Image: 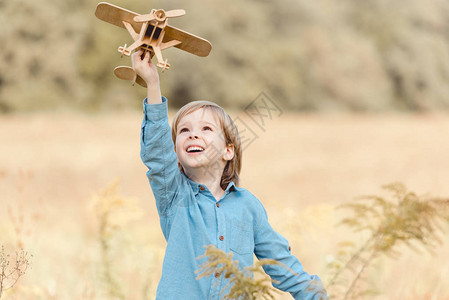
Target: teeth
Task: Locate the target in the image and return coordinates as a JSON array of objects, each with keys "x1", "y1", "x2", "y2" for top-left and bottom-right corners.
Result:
[{"x1": 187, "y1": 146, "x2": 204, "y2": 152}]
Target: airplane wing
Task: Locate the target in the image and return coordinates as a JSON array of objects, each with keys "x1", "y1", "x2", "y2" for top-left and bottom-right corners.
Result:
[
  {"x1": 95, "y1": 2, "x2": 212, "y2": 57},
  {"x1": 164, "y1": 25, "x2": 212, "y2": 57},
  {"x1": 95, "y1": 2, "x2": 141, "y2": 32}
]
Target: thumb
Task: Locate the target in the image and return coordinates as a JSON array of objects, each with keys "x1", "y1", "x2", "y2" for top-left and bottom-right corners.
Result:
[{"x1": 131, "y1": 50, "x2": 142, "y2": 68}]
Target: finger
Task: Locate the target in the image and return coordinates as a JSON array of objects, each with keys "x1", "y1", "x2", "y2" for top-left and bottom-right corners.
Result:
[
  {"x1": 132, "y1": 49, "x2": 140, "y2": 58},
  {"x1": 131, "y1": 53, "x2": 136, "y2": 68},
  {"x1": 136, "y1": 49, "x2": 143, "y2": 61},
  {"x1": 131, "y1": 50, "x2": 140, "y2": 65},
  {"x1": 144, "y1": 51, "x2": 150, "y2": 62}
]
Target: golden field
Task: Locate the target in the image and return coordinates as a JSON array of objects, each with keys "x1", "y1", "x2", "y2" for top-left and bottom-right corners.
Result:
[{"x1": 1, "y1": 110, "x2": 449, "y2": 299}]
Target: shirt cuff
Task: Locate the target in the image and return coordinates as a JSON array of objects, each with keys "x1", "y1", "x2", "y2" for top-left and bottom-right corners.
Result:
[{"x1": 143, "y1": 96, "x2": 168, "y2": 122}]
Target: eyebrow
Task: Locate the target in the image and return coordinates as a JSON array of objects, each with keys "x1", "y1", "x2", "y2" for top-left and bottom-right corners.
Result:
[
  {"x1": 178, "y1": 120, "x2": 217, "y2": 129},
  {"x1": 200, "y1": 121, "x2": 217, "y2": 128},
  {"x1": 177, "y1": 121, "x2": 191, "y2": 129}
]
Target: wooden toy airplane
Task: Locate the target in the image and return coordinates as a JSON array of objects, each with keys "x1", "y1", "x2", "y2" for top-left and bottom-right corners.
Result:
[{"x1": 95, "y1": 2, "x2": 212, "y2": 87}]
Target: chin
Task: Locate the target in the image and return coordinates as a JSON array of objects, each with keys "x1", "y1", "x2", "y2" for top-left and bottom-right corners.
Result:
[{"x1": 179, "y1": 160, "x2": 204, "y2": 170}]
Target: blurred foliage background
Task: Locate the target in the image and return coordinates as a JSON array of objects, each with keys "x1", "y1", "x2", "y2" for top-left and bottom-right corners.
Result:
[{"x1": 1, "y1": 0, "x2": 449, "y2": 113}]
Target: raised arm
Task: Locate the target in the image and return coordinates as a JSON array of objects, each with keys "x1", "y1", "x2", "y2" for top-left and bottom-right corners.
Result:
[
  {"x1": 254, "y1": 206, "x2": 328, "y2": 300},
  {"x1": 132, "y1": 50, "x2": 162, "y2": 104},
  {"x1": 133, "y1": 51, "x2": 183, "y2": 226}
]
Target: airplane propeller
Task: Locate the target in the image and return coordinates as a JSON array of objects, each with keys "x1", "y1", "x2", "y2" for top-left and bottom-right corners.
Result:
[
  {"x1": 164, "y1": 9, "x2": 186, "y2": 18},
  {"x1": 134, "y1": 9, "x2": 186, "y2": 23}
]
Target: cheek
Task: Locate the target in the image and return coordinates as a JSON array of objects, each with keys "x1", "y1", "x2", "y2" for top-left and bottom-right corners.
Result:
[
  {"x1": 212, "y1": 135, "x2": 226, "y2": 149},
  {"x1": 175, "y1": 135, "x2": 190, "y2": 154},
  {"x1": 175, "y1": 137, "x2": 182, "y2": 152}
]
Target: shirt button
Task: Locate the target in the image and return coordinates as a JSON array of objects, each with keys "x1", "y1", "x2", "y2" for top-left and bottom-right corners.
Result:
[
  {"x1": 215, "y1": 272, "x2": 220, "y2": 278},
  {"x1": 216, "y1": 202, "x2": 220, "y2": 208},
  {"x1": 219, "y1": 235, "x2": 224, "y2": 241},
  {"x1": 199, "y1": 186, "x2": 205, "y2": 191}
]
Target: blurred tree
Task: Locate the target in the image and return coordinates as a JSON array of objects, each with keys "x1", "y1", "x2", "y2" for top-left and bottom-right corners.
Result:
[
  {"x1": 345, "y1": 0, "x2": 449, "y2": 110},
  {"x1": 0, "y1": 0, "x2": 90, "y2": 112},
  {"x1": 2, "y1": 0, "x2": 449, "y2": 112}
]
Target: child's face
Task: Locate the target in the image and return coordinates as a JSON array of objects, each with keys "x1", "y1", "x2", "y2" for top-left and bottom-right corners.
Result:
[{"x1": 175, "y1": 108, "x2": 234, "y2": 176}]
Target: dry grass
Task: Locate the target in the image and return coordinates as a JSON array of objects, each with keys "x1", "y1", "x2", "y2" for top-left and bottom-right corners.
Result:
[
  {"x1": 196, "y1": 245, "x2": 284, "y2": 300},
  {"x1": 1, "y1": 110, "x2": 449, "y2": 299}
]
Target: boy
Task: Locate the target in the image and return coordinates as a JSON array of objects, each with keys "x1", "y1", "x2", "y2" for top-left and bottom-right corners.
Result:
[{"x1": 133, "y1": 50, "x2": 327, "y2": 299}]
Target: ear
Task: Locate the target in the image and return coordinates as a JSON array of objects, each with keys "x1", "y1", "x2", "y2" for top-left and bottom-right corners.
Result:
[{"x1": 222, "y1": 144, "x2": 235, "y2": 161}]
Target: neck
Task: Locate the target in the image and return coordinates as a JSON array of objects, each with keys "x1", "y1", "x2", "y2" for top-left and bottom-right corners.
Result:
[{"x1": 185, "y1": 167, "x2": 225, "y2": 201}]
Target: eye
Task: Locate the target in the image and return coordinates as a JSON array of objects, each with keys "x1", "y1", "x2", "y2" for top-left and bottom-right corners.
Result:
[
  {"x1": 203, "y1": 126, "x2": 213, "y2": 131},
  {"x1": 179, "y1": 128, "x2": 189, "y2": 133}
]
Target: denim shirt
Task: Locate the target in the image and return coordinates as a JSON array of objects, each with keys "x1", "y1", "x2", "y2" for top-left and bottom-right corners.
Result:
[{"x1": 140, "y1": 98, "x2": 327, "y2": 300}]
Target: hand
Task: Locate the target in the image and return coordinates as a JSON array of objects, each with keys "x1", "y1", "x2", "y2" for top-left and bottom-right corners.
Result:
[
  {"x1": 132, "y1": 49, "x2": 162, "y2": 104},
  {"x1": 131, "y1": 50, "x2": 159, "y2": 86}
]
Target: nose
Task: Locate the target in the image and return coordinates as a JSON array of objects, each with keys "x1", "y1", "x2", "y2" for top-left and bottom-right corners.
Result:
[{"x1": 188, "y1": 133, "x2": 199, "y2": 140}]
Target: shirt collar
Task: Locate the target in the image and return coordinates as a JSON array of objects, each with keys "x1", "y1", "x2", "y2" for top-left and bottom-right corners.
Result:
[
  {"x1": 183, "y1": 173, "x2": 240, "y2": 195},
  {"x1": 224, "y1": 181, "x2": 238, "y2": 193}
]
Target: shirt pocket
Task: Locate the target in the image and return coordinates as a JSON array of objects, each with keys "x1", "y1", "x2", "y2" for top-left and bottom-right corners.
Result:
[{"x1": 230, "y1": 220, "x2": 254, "y2": 255}]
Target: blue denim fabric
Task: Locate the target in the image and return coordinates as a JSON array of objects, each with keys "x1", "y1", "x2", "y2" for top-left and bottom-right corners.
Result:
[{"x1": 140, "y1": 97, "x2": 327, "y2": 300}]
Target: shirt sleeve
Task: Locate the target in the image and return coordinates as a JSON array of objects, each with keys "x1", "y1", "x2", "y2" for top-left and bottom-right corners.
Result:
[
  {"x1": 140, "y1": 97, "x2": 183, "y2": 218},
  {"x1": 254, "y1": 205, "x2": 328, "y2": 300}
]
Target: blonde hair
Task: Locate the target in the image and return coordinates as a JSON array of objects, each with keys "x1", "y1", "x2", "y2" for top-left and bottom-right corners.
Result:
[{"x1": 171, "y1": 101, "x2": 242, "y2": 190}]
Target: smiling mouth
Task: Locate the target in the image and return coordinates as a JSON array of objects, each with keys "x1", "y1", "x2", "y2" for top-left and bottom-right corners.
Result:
[{"x1": 186, "y1": 146, "x2": 205, "y2": 153}]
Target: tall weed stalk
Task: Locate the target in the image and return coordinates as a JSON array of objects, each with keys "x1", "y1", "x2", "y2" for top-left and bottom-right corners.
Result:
[
  {"x1": 93, "y1": 180, "x2": 143, "y2": 299},
  {"x1": 196, "y1": 245, "x2": 283, "y2": 300},
  {"x1": 326, "y1": 182, "x2": 449, "y2": 299},
  {"x1": 0, "y1": 246, "x2": 32, "y2": 299}
]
